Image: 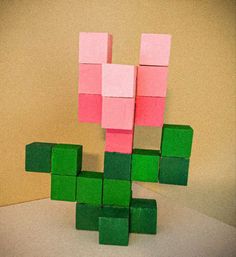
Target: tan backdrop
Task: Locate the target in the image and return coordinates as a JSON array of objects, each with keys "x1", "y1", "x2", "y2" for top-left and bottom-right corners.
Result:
[{"x1": 0, "y1": 0, "x2": 235, "y2": 226}]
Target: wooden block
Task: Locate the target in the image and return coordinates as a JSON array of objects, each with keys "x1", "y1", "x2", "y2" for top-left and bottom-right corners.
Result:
[
  {"x1": 51, "y1": 144, "x2": 82, "y2": 176},
  {"x1": 130, "y1": 198, "x2": 157, "y2": 234},
  {"x1": 102, "y1": 64, "x2": 137, "y2": 97},
  {"x1": 78, "y1": 94, "x2": 102, "y2": 124},
  {"x1": 79, "y1": 32, "x2": 112, "y2": 64},
  {"x1": 77, "y1": 171, "x2": 103, "y2": 205},
  {"x1": 25, "y1": 142, "x2": 55, "y2": 172},
  {"x1": 105, "y1": 129, "x2": 134, "y2": 154},
  {"x1": 78, "y1": 64, "x2": 102, "y2": 94},
  {"x1": 137, "y1": 66, "x2": 168, "y2": 97},
  {"x1": 76, "y1": 203, "x2": 102, "y2": 231},
  {"x1": 104, "y1": 152, "x2": 132, "y2": 180},
  {"x1": 139, "y1": 33, "x2": 171, "y2": 66},
  {"x1": 51, "y1": 174, "x2": 77, "y2": 201},
  {"x1": 161, "y1": 124, "x2": 194, "y2": 158},
  {"x1": 102, "y1": 97, "x2": 135, "y2": 130},
  {"x1": 103, "y1": 179, "x2": 131, "y2": 207},
  {"x1": 131, "y1": 149, "x2": 160, "y2": 182},
  {"x1": 135, "y1": 96, "x2": 165, "y2": 127},
  {"x1": 159, "y1": 156, "x2": 190, "y2": 186},
  {"x1": 99, "y1": 206, "x2": 129, "y2": 246}
]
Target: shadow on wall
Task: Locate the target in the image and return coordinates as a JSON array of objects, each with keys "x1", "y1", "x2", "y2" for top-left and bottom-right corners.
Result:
[{"x1": 82, "y1": 152, "x2": 101, "y2": 172}]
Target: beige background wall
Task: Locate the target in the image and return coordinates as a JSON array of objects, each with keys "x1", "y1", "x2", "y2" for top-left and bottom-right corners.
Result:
[{"x1": 0, "y1": 1, "x2": 235, "y2": 226}]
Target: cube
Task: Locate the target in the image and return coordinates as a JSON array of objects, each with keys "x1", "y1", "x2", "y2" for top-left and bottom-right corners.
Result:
[
  {"x1": 78, "y1": 64, "x2": 102, "y2": 94},
  {"x1": 51, "y1": 144, "x2": 82, "y2": 176},
  {"x1": 104, "y1": 152, "x2": 132, "y2": 181},
  {"x1": 76, "y1": 203, "x2": 102, "y2": 231},
  {"x1": 159, "y1": 156, "x2": 190, "y2": 186},
  {"x1": 51, "y1": 174, "x2": 77, "y2": 201},
  {"x1": 103, "y1": 179, "x2": 131, "y2": 207},
  {"x1": 130, "y1": 198, "x2": 157, "y2": 234},
  {"x1": 139, "y1": 33, "x2": 171, "y2": 66},
  {"x1": 79, "y1": 32, "x2": 112, "y2": 64},
  {"x1": 131, "y1": 149, "x2": 160, "y2": 182},
  {"x1": 135, "y1": 96, "x2": 165, "y2": 127},
  {"x1": 102, "y1": 97, "x2": 135, "y2": 130},
  {"x1": 25, "y1": 142, "x2": 55, "y2": 172},
  {"x1": 137, "y1": 66, "x2": 168, "y2": 97},
  {"x1": 77, "y1": 171, "x2": 103, "y2": 205},
  {"x1": 78, "y1": 94, "x2": 102, "y2": 124},
  {"x1": 102, "y1": 64, "x2": 137, "y2": 98},
  {"x1": 161, "y1": 124, "x2": 194, "y2": 158},
  {"x1": 105, "y1": 129, "x2": 134, "y2": 154},
  {"x1": 99, "y1": 206, "x2": 129, "y2": 246}
]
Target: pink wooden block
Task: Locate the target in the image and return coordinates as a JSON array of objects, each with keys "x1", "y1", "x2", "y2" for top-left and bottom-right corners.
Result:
[
  {"x1": 79, "y1": 32, "x2": 112, "y2": 64},
  {"x1": 78, "y1": 64, "x2": 102, "y2": 94},
  {"x1": 137, "y1": 66, "x2": 168, "y2": 97},
  {"x1": 135, "y1": 96, "x2": 166, "y2": 127},
  {"x1": 105, "y1": 129, "x2": 134, "y2": 154},
  {"x1": 102, "y1": 97, "x2": 135, "y2": 130},
  {"x1": 78, "y1": 94, "x2": 102, "y2": 124},
  {"x1": 102, "y1": 64, "x2": 137, "y2": 98},
  {"x1": 139, "y1": 34, "x2": 171, "y2": 66}
]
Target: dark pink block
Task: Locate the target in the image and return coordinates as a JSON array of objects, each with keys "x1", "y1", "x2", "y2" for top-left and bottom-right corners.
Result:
[{"x1": 135, "y1": 96, "x2": 166, "y2": 127}]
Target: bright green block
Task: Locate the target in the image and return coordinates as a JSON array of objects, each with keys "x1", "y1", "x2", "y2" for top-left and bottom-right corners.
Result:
[
  {"x1": 130, "y1": 198, "x2": 157, "y2": 234},
  {"x1": 51, "y1": 174, "x2": 77, "y2": 201},
  {"x1": 103, "y1": 179, "x2": 131, "y2": 207},
  {"x1": 159, "y1": 157, "x2": 190, "y2": 186},
  {"x1": 99, "y1": 206, "x2": 129, "y2": 246},
  {"x1": 131, "y1": 149, "x2": 160, "y2": 182},
  {"x1": 161, "y1": 124, "x2": 193, "y2": 158},
  {"x1": 51, "y1": 144, "x2": 82, "y2": 176},
  {"x1": 77, "y1": 171, "x2": 103, "y2": 205}
]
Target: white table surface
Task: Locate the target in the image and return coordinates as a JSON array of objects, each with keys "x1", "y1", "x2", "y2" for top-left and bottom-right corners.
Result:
[{"x1": 0, "y1": 184, "x2": 236, "y2": 257}]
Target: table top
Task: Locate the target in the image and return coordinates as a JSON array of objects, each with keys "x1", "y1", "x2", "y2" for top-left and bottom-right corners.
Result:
[{"x1": 0, "y1": 184, "x2": 235, "y2": 257}]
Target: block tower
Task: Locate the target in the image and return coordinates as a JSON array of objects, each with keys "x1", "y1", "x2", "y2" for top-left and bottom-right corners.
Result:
[{"x1": 25, "y1": 32, "x2": 194, "y2": 246}]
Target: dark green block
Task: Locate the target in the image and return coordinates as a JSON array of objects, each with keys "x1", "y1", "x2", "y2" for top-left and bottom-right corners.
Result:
[
  {"x1": 51, "y1": 144, "x2": 82, "y2": 176},
  {"x1": 25, "y1": 142, "x2": 55, "y2": 172},
  {"x1": 99, "y1": 206, "x2": 129, "y2": 246},
  {"x1": 159, "y1": 157, "x2": 190, "y2": 186},
  {"x1": 51, "y1": 174, "x2": 77, "y2": 201},
  {"x1": 104, "y1": 152, "x2": 132, "y2": 181},
  {"x1": 103, "y1": 179, "x2": 131, "y2": 207},
  {"x1": 76, "y1": 203, "x2": 102, "y2": 231},
  {"x1": 130, "y1": 198, "x2": 157, "y2": 234},
  {"x1": 131, "y1": 149, "x2": 160, "y2": 182},
  {"x1": 161, "y1": 124, "x2": 193, "y2": 158},
  {"x1": 77, "y1": 171, "x2": 103, "y2": 205}
]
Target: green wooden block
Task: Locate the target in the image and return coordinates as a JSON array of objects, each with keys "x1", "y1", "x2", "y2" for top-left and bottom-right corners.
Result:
[
  {"x1": 131, "y1": 149, "x2": 160, "y2": 182},
  {"x1": 77, "y1": 171, "x2": 103, "y2": 205},
  {"x1": 76, "y1": 203, "x2": 102, "y2": 231},
  {"x1": 103, "y1": 179, "x2": 131, "y2": 207},
  {"x1": 161, "y1": 124, "x2": 193, "y2": 158},
  {"x1": 130, "y1": 198, "x2": 157, "y2": 234},
  {"x1": 99, "y1": 206, "x2": 129, "y2": 246},
  {"x1": 51, "y1": 174, "x2": 77, "y2": 201},
  {"x1": 51, "y1": 144, "x2": 82, "y2": 176},
  {"x1": 104, "y1": 152, "x2": 132, "y2": 180},
  {"x1": 25, "y1": 142, "x2": 55, "y2": 172},
  {"x1": 159, "y1": 157, "x2": 190, "y2": 186}
]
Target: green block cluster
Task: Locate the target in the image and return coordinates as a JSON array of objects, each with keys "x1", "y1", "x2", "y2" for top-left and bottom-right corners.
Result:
[{"x1": 131, "y1": 149, "x2": 160, "y2": 182}]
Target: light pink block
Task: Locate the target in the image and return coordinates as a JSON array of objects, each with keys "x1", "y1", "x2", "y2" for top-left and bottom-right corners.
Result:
[
  {"x1": 102, "y1": 97, "x2": 135, "y2": 130},
  {"x1": 78, "y1": 94, "x2": 102, "y2": 124},
  {"x1": 79, "y1": 32, "x2": 112, "y2": 64},
  {"x1": 105, "y1": 129, "x2": 134, "y2": 154},
  {"x1": 135, "y1": 96, "x2": 166, "y2": 127},
  {"x1": 78, "y1": 64, "x2": 102, "y2": 94},
  {"x1": 102, "y1": 64, "x2": 137, "y2": 98},
  {"x1": 137, "y1": 66, "x2": 168, "y2": 97},
  {"x1": 139, "y1": 34, "x2": 171, "y2": 66}
]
